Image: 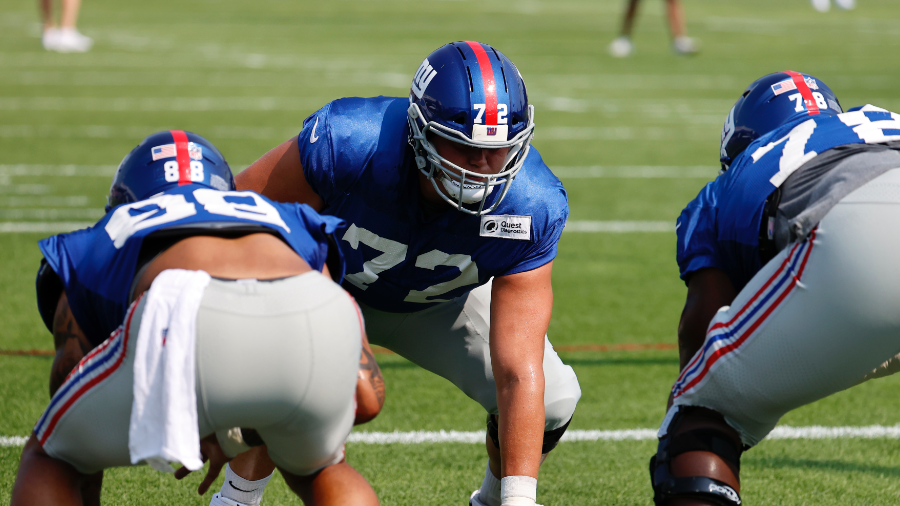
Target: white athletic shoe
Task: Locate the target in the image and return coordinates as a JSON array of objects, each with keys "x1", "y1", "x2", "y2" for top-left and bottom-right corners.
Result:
[
  {"x1": 672, "y1": 36, "x2": 699, "y2": 56},
  {"x1": 811, "y1": 0, "x2": 831, "y2": 12},
  {"x1": 835, "y1": 0, "x2": 855, "y2": 9},
  {"x1": 53, "y1": 28, "x2": 93, "y2": 53},
  {"x1": 41, "y1": 28, "x2": 60, "y2": 51},
  {"x1": 469, "y1": 490, "x2": 543, "y2": 506},
  {"x1": 608, "y1": 36, "x2": 634, "y2": 58},
  {"x1": 209, "y1": 493, "x2": 250, "y2": 506}
]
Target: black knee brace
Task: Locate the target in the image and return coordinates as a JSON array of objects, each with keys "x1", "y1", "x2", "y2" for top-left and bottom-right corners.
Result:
[
  {"x1": 649, "y1": 407, "x2": 743, "y2": 506},
  {"x1": 486, "y1": 415, "x2": 572, "y2": 454}
]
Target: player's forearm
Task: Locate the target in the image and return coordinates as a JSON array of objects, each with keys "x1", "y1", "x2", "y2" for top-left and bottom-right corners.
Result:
[
  {"x1": 495, "y1": 371, "x2": 545, "y2": 478},
  {"x1": 678, "y1": 268, "x2": 737, "y2": 370}
]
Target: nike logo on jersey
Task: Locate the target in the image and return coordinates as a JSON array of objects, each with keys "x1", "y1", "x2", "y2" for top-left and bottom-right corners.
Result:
[{"x1": 310, "y1": 117, "x2": 320, "y2": 143}]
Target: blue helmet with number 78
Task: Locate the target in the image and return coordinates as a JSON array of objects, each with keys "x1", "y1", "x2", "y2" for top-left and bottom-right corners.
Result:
[
  {"x1": 719, "y1": 71, "x2": 842, "y2": 171},
  {"x1": 407, "y1": 41, "x2": 535, "y2": 215},
  {"x1": 107, "y1": 130, "x2": 235, "y2": 212}
]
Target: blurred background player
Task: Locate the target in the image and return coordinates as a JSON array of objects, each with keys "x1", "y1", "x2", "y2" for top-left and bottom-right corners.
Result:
[
  {"x1": 648, "y1": 72, "x2": 900, "y2": 505},
  {"x1": 231, "y1": 41, "x2": 582, "y2": 506},
  {"x1": 810, "y1": 0, "x2": 856, "y2": 13},
  {"x1": 39, "y1": 0, "x2": 92, "y2": 52},
  {"x1": 608, "y1": 0, "x2": 697, "y2": 58},
  {"x1": 19, "y1": 131, "x2": 383, "y2": 506}
]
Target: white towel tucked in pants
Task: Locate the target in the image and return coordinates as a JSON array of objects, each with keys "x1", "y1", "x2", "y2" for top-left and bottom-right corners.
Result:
[{"x1": 129, "y1": 269, "x2": 211, "y2": 472}]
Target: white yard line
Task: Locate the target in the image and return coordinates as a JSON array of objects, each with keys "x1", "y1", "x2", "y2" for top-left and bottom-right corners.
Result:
[
  {"x1": 0, "y1": 209, "x2": 103, "y2": 220},
  {"x1": 564, "y1": 221, "x2": 674, "y2": 233},
  {"x1": 1, "y1": 164, "x2": 712, "y2": 179},
  {"x1": 0, "y1": 125, "x2": 299, "y2": 140},
  {"x1": 0, "y1": 221, "x2": 95, "y2": 233},
  {"x1": 0, "y1": 221, "x2": 674, "y2": 234},
  {"x1": 554, "y1": 166, "x2": 714, "y2": 178},
  {"x1": 0, "y1": 165, "x2": 117, "y2": 177},
  {"x1": 3, "y1": 426, "x2": 900, "y2": 447}
]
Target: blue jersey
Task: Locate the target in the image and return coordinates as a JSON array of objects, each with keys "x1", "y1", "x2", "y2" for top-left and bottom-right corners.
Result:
[
  {"x1": 39, "y1": 184, "x2": 345, "y2": 346},
  {"x1": 297, "y1": 96, "x2": 568, "y2": 313},
  {"x1": 677, "y1": 105, "x2": 900, "y2": 290}
]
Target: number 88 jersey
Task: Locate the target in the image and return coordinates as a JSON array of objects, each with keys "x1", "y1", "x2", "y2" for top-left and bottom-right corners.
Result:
[
  {"x1": 38, "y1": 184, "x2": 346, "y2": 346},
  {"x1": 677, "y1": 105, "x2": 900, "y2": 291}
]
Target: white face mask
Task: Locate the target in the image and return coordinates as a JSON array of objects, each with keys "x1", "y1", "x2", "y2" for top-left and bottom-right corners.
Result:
[{"x1": 440, "y1": 175, "x2": 495, "y2": 204}]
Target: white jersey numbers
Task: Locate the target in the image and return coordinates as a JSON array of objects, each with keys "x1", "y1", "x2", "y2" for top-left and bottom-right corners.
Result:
[
  {"x1": 105, "y1": 190, "x2": 290, "y2": 249},
  {"x1": 193, "y1": 189, "x2": 290, "y2": 232},
  {"x1": 105, "y1": 194, "x2": 197, "y2": 248},
  {"x1": 839, "y1": 108, "x2": 900, "y2": 145},
  {"x1": 341, "y1": 225, "x2": 480, "y2": 303},
  {"x1": 341, "y1": 224, "x2": 408, "y2": 290},
  {"x1": 404, "y1": 250, "x2": 480, "y2": 303},
  {"x1": 751, "y1": 119, "x2": 818, "y2": 187}
]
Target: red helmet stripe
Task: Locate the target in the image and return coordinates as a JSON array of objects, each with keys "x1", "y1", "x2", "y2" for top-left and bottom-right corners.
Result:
[
  {"x1": 465, "y1": 41, "x2": 498, "y2": 125},
  {"x1": 782, "y1": 70, "x2": 819, "y2": 116},
  {"x1": 170, "y1": 130, "x2": 192, "y2": 185}
]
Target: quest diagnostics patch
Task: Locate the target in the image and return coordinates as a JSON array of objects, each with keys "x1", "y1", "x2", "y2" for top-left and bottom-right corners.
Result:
[{"x1": 480, "y1": 215, "x2": 531, "y2": 241}]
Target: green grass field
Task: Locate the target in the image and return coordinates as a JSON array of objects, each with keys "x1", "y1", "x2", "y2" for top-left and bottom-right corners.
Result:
[{"x1": 2, "y1": 0, "x2": 900, "y2": 503}]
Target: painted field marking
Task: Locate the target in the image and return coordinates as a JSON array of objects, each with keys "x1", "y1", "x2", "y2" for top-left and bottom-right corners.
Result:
[
  {"x1": 564, "y1": 221, "x2": 674, "y2": 233},
  {"x1": 0, "y1": 221, "x2": 676, "y2": 234},
  {"x1": 554, "y1": 166, "x2": 714, "y2": 179},
  {"x1": 0, "y1": 343, "x2": 678, "y2": 358},
  {"x1": 0, "y1": 209, "x2": 103, "y2": 220},
  {"x1": 0, "y1": 196, "x2": 91, "y2": 207},
  {"x1": 3, "y1": 426, "x2": 900, "y2": 447},
  {"x1": 0, "y1": 125, "x2": 299, "y2": 140},
  {"x1": 0, "y1": 165, "x2": 116, "y2": 176},
  {"x1": 0, "y1": 125, "x2": 712, "y2": 141},
  {"x1": 2, "y1": 165, "x2": 713, "y2": 179},
  {"x1": 0, "y1": 165, "x2": 250, "y2": 176},
  {"x1": 0, "y1": 222, "x2": 94, "y2": 233}
]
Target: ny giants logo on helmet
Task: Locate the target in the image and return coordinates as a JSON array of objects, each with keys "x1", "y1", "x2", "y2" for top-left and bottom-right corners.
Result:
[{"x1": 411, "y1": 58, "x2": 438, "y2": 99}]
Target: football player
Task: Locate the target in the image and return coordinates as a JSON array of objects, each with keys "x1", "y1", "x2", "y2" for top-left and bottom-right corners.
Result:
[
  {"x1": 13, "y1": 131, "x2": 383, "y2": 506},
  {"x1": 649, "y1": 71, "x2": 900, "y2": 505},
  {"x1": 228, "y1": 41, "x2": 582, "y2": 506}
]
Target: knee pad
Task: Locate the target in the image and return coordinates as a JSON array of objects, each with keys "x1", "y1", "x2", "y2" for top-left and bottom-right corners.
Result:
[
  {"x1": 486, "y1": 415, "x2": 572, "y2": 454},
  {"x1": 649, "y1": 407, "x2": 743, "y2": 506}
]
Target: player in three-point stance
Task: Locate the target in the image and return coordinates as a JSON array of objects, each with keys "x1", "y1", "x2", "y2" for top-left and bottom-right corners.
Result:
[
  {"x1": 228, "y1": 41, "x2": 582, "y2": 506},
  {"x1": 648, "y1": 71, "x2": 900, "y2": 505},
  {"x1": 12, "y1": 131, "x2": 384, "y2": 506}
]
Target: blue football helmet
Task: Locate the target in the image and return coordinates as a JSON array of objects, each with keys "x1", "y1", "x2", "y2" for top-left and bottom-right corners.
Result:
[
  {"x1": 407, "y1": 41, "x2": 535, "y2": 215},
  {"x1": 720, "y1": 71, "x2": 842, "y2": 171},
  {"x1": 107, "y1": 130, "x2": 235, "y2": 211}
]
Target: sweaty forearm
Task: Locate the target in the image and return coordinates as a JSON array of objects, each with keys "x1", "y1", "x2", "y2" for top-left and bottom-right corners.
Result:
[{"x1": 496, "y1": 375, "x2": 545, "y2": 479}]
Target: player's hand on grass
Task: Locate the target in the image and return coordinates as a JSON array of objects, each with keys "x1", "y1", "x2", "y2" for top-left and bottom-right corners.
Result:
[{"x1": 175, "y1": 434, "x2": 233, "y2": 495}]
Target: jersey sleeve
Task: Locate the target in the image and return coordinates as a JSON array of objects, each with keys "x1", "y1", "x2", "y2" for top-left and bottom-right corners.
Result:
[
  {"x1": 298, "y1": 103, "x2": 339, "y2": 202},
  {"x1": 298, "y1": 98, "x2": 384, "y2": 206},
  {"x1": 290, "y1": 203, "x2": 348, "y2": 283},
  {"x1": 676, "y1": 182, "x2": 724, "y2": 283},
  {"x1": 501, "y1": 184, "x2": 568, "y2": 277}
]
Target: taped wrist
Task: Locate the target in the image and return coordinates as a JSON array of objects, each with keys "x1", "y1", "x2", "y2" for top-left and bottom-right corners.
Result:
[{"x1": 501, "y1": 476, "x2": 537, "y2": 506}]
